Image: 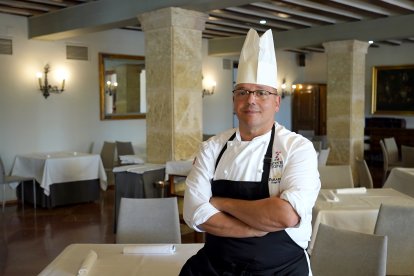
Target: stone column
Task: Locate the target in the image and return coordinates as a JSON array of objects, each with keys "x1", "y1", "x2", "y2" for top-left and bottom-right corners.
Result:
[
  {"x1": 322, "y1": 40, "x2": 369, "y2": 171},
  {"x1": 138, "y1": 8, "x2": 207, "y2": 163}
]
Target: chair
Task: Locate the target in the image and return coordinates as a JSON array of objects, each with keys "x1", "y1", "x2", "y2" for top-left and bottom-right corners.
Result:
[
  {"x1": 401, "y1": 145, "x2": 414, "y2": 167},
  {"x1": 116, "y1": 197, "x2": 181, "y2": 244},
  {"x1": 318, "y1": 165, "x2": 354, "y2": 189},
  {"x1": 298, "y1": 129, "x2": 315, "y2": 140},
  {"x1": 355, "y1": 157, "x2": 373, "y2": 189},
  {"x1": 312, "y1": 140, "x2": 322, "y2": 152},
  {"x1": 116, "y1": 141, "x2": 134, "y2": 164},
  {"x1": 1, "y1": 157, "x2": 36, "y2": 212},
  {"x1": 318, "y1": 147, "x2": 330, "y2": 166},
  {"x1": 100, "y1": 142, "x2": 116, "y2": 186},
  {"x1": 374, "y1": 204, "x2": 414, "y2": 275},
  {"x1": 88, "y1": 142, "x2": 94, "y2": 153},
  {"x1": 383, "y1": 137, "x2": 402, "y2": 165},
  {"x1": 311, "y1": 223, "x2": 387, "y2": 276},
  {"x1": 379, "y1": 139, "x2": 402, "y2": 184}
]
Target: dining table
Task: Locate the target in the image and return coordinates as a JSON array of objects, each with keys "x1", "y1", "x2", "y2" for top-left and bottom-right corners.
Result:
[
  {"x1": 383, "y1": 167, "x2": 414, "y2": 197},
  {"x1": 38, "y1": 243, "x2": 203, "y2": 276},
  {"x1": 11, "y1": 151, "x2": 107, "y2": 208},
  {"x1": 309, "y1": 187, "x2": 414, "y2": 253}
]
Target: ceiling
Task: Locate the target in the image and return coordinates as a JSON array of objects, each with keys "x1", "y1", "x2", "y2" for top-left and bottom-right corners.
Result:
[{"x1": 1, "y1": 0, "x2": 414, "y2": 53}]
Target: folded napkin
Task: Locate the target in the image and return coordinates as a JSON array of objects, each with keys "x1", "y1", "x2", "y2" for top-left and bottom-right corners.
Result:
[
  {"x1": 77, "y1": 250, "x2": 97, "y2": 276},
  {"x1": 123, "y1": 244, "x2": 176, "y2": 255},
  {"x1": 323, "y1": 190, "x2": 340, "y2": 202},
  {"x1": 336, "y1": 187, "x2": 367, "y2": 194},
  {"x1": 119, "y1": 155, "x2": 145, "y2": 164}
]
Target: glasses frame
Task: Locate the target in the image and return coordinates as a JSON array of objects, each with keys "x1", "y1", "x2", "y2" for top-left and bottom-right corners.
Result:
[{"x1": 232, "y1": 89, "x2": 278, "y2": 99}]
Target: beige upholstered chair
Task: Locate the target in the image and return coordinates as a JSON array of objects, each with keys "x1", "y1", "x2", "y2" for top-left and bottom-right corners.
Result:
[
  {"x1": 100, "y1": 141, "x2": 116, "y2": 186},
  {"x1": 311, "y1": 223, "x2": 388, "y2": 276},
  {"x1": 355, "y1": 157, "x2": 373, "y2": 189},
  {"x1": 318, "y1": 165, "x2": 354, "y2": 189},
  {"x1": 116, "y1": 197, "x2": 181, "y2": 244},
  {"x1": 298, "y1": 129, "x2": 315, "y2": 140},
  {"x1": 380, "y1": 139, "x2": 402, "y2": 184},
  {"x1": 0, "y1": 156, "x2": 36, "y2": 211},
  {"x1": 318, "y1": 147, "x2": 330, "y2": 166},
  {"x1": 312, "y1": 140, "x2": 322, "y2": 152},
  {"x1": 374, "y1": 204, "x2": 414, "y2": 275},
  {"x1": 116, "y1": 141, "x2": 134, "y2": 164},
  {"x1": 383, "y1": 137, "x2": 402, "y2": 166},
  {"x1": 401, "y1": 145, "x2": 414, "y2": 167}
]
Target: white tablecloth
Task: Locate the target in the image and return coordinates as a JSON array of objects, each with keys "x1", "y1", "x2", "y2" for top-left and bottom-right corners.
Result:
[
  {"x1": 309, "y1": 188, "x2": 414, "y2": 253},
  {"x1": 383, "y1": 167, "x2": 414, "y2": 197},
  {"x1": 38, "y1": 243, "x2": 203, "y2": 276},
  {"x1": 11, "y1": 152, "x2": 107, "y2": 196},
  {"x1": 165, "y1": 160, "x2": 193, "y2": 177},
  {"x1": 113, "y1": 163, "x2": 166, "y2": 174}
]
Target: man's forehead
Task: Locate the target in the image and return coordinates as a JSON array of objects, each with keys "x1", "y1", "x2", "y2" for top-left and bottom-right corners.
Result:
[{"x1": 235, "y1": 83, "x2": 277, "y2": 91}]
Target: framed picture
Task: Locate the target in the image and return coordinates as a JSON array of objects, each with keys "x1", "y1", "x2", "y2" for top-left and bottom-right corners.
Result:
[{"x1": 372, "y1": 65, "x2": 414, "y2": 115}]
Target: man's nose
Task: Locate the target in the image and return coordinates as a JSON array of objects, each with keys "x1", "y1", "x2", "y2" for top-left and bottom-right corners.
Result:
[{"x1": 246, "y1": 91, "x2": 257, "y2": 102}]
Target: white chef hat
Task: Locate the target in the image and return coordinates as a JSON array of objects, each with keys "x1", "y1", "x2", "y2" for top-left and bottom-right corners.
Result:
[{"x1": 236, "y1": 29, "x2": 278, "y2": 89}]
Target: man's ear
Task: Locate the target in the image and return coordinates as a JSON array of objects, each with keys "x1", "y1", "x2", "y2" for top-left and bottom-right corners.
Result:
[{"x1": 274, "y1": 96, "x2": 281, "y2": 112}]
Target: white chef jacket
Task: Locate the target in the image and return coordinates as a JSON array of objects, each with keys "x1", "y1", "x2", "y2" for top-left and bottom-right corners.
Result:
[{"x1": 183, "y1": 122, "x2": 321, "y2": 249}]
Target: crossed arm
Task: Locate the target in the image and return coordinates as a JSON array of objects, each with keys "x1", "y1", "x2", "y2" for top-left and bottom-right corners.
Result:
[{"x1": 199, "y1": 196, "x2": 300, "y2": 238}]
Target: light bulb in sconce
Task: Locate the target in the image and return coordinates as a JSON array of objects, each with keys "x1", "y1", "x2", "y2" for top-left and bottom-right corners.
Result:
[
  {"x1": 202, "y1": 76, "x2": 216, "y2": 97},
  {"x1": 280, "y1": 78, "x2": 292, "y2": 98},
  {"x1": 105, "y1": 81, "x2": 118, "y2": 96},
  {"x1": 36, "y1": 64, "x2": 67, "y2": 99}
]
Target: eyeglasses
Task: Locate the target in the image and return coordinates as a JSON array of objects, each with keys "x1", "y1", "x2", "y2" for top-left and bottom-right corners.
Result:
[{"x1": 232, "y1": 89, "x2": 278, "y2": 100}]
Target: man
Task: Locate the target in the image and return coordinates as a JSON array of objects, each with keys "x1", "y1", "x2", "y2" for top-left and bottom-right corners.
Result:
[{"x1": 180, "y1": 29, "x2": 320, "y2": 275}]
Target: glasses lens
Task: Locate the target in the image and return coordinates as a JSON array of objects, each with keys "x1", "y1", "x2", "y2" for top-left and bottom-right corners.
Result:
[
  {"x1": 233, "y1": 90, "x2": 246, "y2": 97},
  {"x1": 255, "y1": 90, "x2": 270, "y2": 97}
]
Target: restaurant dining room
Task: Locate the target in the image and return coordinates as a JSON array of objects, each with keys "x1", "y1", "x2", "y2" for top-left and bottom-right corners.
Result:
[{"x1": 1, "y1": 0, "x2": 414, "y2": 275}]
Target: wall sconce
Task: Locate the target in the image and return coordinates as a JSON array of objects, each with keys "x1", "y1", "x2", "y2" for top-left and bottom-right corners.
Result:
[
  {"x1": 202, "y1": 76, "x2": 216, "y2": 97},
  {"x1": 280, "y1": 78, "x2": 292, "y2": 98},
  {"x1": 106, "y1": 81, "x2": 118, "y2": 96},
  {"x1": 36, "y1": 64, "x2": 66, "y2": 99}
]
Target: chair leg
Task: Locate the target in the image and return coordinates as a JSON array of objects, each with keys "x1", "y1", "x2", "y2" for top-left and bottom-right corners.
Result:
[
  {"x1": 21, "y1": 181, "x2": 24, "y2": 210},
  {"x1": 33, "y1": 179, "x2": 36, "y2": 209},
  {"x1": 2, "y1": 184, "x2": 5, "y2": 212}
]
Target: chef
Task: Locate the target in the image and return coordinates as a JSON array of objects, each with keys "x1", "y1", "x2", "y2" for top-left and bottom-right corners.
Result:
[{"x1": 180, "y1": 28, "x2": 320, "y2": 276}]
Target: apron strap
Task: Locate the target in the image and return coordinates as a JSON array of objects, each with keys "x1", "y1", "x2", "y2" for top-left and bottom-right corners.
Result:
[
  {"x1": 214, "y1": 132, "x2": 236, "y2": 170},
  {"x1": 261, "y1": 124, "x2": 275, "y2": 183}
]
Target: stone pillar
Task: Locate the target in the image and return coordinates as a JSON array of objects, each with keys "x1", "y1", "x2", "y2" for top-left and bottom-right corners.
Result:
[
  {"x1": 138, "y1": 8, "x2": 207, "y2": 163},
  {"x1": 322, "y1": 40, "x2": 369, "y2": 172}
]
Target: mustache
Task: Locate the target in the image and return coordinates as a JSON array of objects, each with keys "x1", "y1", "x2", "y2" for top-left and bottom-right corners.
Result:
[{"x1": 241, "y1": 105, "x2": 259, "y2": 112}]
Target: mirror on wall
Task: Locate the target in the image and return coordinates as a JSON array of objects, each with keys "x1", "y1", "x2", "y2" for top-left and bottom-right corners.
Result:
[{"x1": 99, "y1": 53, "x2": 146, "y2": 120}]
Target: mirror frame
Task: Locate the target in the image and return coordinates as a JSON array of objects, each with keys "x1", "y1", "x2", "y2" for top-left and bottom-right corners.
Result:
[{"x1": 99, "y1": 53, "x2": 146, "y2": 120}]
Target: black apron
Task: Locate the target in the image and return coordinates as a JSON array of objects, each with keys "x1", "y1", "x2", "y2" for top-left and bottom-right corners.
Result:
[{"x1": 180, "y1": 125, "x2": 309, "y2": 276}]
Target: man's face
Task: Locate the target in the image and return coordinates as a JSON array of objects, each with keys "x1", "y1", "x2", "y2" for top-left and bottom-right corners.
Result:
[{"x1": 233, "y1": 83, "x2": 281, "y2": 133}]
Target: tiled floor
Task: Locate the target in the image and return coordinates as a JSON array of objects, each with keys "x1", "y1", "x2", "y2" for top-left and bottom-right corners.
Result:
[{"x1": 0, "y1": 187, "x2": 199, "y2": 276}]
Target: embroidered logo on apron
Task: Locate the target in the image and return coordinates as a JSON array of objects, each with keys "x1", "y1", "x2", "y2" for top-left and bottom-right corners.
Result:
[{"x1": 269, "y1": 150, "x2": 283, "y2": 185}]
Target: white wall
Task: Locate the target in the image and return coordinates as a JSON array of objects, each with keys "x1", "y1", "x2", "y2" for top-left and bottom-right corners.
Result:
[{"x1": 201, "y1": 41, "x2": 234, "y2": 135}]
